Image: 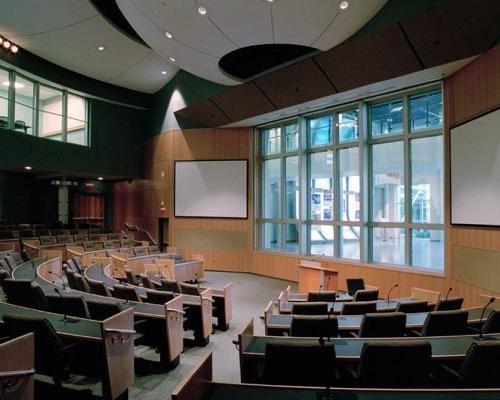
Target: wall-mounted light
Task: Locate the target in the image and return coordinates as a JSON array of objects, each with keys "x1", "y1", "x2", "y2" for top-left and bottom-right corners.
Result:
[{"x1": 0, "y1": 36, "x2": 20, "y2": 54}]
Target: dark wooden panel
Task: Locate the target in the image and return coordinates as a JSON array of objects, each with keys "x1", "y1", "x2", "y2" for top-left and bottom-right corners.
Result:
[
  {"x1": 254, "y1": 59, "x2": 336, "y2": 109},
  {"x1": 401, "y1": 0, "x2": 500, "y2": 68},
  {"x1": 210, "y1": 82, "x2": 276, "y2": 122},
  {"x1": 315, "y1": 25, "x2": 422, "y2": 92},
  {"x1": 175, "y1": 99, "x2": 231, "y2": 128}
]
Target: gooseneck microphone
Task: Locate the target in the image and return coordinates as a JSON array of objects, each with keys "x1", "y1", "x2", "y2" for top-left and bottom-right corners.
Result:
[
  {"x1": 54, "y1": 287, "x2": 68, "y2": 323},
  {"x1": 445, "y1": 287, "x2": 452, "y2": 301},
  {"x1": 478, "y1": 297, "x2": 495, "y2": 341},
  {"x1": 319, "y1": 283, "x2": 323, "y2": 292},
  {"x1": 49, "y1": 271, "x2": 66, "y2": 291},
  {"x1": 387, "y1": 284, "x2": 399, "y2": 303},
  {"x1": 195, "y1": 272, "x2": 200, "y2": 288}
]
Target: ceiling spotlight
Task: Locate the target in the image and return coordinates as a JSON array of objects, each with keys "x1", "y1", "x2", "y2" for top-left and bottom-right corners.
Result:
[
  {"x1": 24, "y1": 166, "x2": 32, "y2": 171},
  {"x1": 96, "y1": 45, "x2": 106, "y2": 51},
  {"x1": 161, "y1": 70, "x2": 167, "y2": 75},
  {"x1": 339, "y1": 1, "x2": 349, "y2": 10},
  {"x1": 164, "y1": 31, "x2": 173, "y2": 39},
  {"x1": 197, "y1": 5, "x2": 207, "y2": 15},
  {"x1": 0, "y1": 38, "x2": 3, "y2": 45},
  {"x1": 3, "y1": 41, "x2": 11, "y2": 49},
  {"x1": 11, "y1": 45, "x2": 18, "y2": 53},
  {"x1": 97, "y1": 177, "x2": 103, "y2": 181},
  {"x1": 169, "y1": 56, "x2": 176, "y2": 62}
]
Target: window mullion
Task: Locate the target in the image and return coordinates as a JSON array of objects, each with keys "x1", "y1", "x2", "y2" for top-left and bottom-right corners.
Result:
[{"x1": 403, "y1": 94, "x2": 411, "y2": 267}]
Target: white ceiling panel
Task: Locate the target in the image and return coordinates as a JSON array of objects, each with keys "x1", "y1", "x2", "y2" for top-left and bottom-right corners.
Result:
[
  {"x1": 118, "y1": 0, "x2": 388, "y2": 85},
  {"x1": 0, "y1": 0, "x2": 176, "y2": 93}
]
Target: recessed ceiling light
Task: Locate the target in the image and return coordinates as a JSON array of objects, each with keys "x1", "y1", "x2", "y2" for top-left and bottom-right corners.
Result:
[
  {"x1": 197, "y1": 5, "x2": 207, "y2": 15},
  {"x1": 24, "y1": 166, "x2": 32, "y2": 171},
  {"x1": 266, "y1": 0, "x2": 274, "y2": 2},
  {"x1": 11, "y1": 45, "x2": 18, "y2": 53},
  {"x1": 161, "y1": 70, "x2": 168, "y2": 75},
  {"x1": 164, "y1": 31, "x2": 173, "y2": 39},
  {"x1": 1, "y1": 81, "x2": 24, "y2": 88},
  {"x1": 169, "y1": 56, "x2": 176, "y2": 62},
  {"x1": 339, "y1": 1, "x2": 349, "y2": 10},
  {"x1": 97, "y1": 177, "x2": 103, "y2": 181},
  {"x1": 96, "y1": 45, "x2": 106, "y2": 51},
  {"x1": 3, "y1": 41, "x2": 11, "y2": 49}
]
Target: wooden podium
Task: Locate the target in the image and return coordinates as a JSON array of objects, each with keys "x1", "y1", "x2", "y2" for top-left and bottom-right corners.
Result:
[{"x1": 298, "y1": 260, "x2": 339, "y2": 293}]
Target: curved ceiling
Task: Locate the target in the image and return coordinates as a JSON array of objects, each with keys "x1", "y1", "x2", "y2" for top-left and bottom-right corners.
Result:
[
  {"x1": 0, "y1": 0, "x2": 178, "y2": 93},
  {"x1": 116, "y1": 0, "x2": 388, "y2": 85}
]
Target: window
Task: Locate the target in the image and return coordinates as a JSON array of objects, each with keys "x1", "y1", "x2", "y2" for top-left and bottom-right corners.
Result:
[
  {"x1": 0, "y1": 69, "x2": 10, "y2": 129},
  {"x1": 258, "y1": 87, "x2": 444, "y2": 272},
  {"x1": 14, "y1": 76, "x2": 34, "y2": 135},
  {"x1": 309, "y1": 115, "x2": 332, "y2": 147},
  {"x1": 260, "y1": 120, "x2": 300, "y2": 253},
  {"x1": 0, "y1": 65, "x2": 89, "y2": 146},
  {"x1": 371, "y1": 99, "x2": 403, "y2": 137},
  {"x1": 66, "y1": 94, "x2": 87, "y2": 145},
  {"x1": 410, "y1": 91, "x2": 443, "y2": 132}
]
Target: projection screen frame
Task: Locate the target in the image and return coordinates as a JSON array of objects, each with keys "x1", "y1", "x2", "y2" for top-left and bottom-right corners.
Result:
[
  {"x1": 450, "y1": 105, "x2": 500, "y2": 227},
  {"x1": 174, "y1": 159, "x2": 249, "y2": 219}
]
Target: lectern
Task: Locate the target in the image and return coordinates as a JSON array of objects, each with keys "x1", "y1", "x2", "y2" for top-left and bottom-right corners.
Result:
[{"x1": 298, "y1": 260, "x2": 339, "y2": 293}]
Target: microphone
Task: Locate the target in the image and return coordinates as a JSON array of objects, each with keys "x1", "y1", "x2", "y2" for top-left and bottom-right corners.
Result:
[
  {"x1": 54, "y1": 287, "x2": 68, "y2": 323},
  {"x1": 319, "y1": 283, "x2": 323, "y2": 292},
  {"x1": 195, "y1": 272, "x2": 200, "y2": 288},
  {"x1": 387, "y1": 284, "x2": 399, "y2": 303},
  {"x1": 445, "y1": 287, "x2": 452, "y2": 301},
  {"x1": 478, "y1": 297, "x2": 495, "y2": 341},
  {"x1": 49, "y1": 271, "x2": 67, "y2": 291}
]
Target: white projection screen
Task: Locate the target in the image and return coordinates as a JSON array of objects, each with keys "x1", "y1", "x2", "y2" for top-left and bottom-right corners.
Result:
[
  {"x1": 174, "y1": 160, "x2": 248, "y2": 218},
  {"x1": 451, "y1": 108, "x2": 500, "y2": 226}
]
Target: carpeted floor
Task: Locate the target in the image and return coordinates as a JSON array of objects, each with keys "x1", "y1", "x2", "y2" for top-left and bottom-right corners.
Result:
[
  {"x1": 129, "y1": 271, "x2": 295, "y2": 399},
  {"x1": 31, "y1": 271, "x2": 295, "y2": 399}
]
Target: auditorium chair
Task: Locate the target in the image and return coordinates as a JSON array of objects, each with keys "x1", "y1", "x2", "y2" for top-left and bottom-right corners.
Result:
[
  {"x1": 19, "y1": 229, "x2": 34, "y2": 238},
  {"x1": 125, "y1": 268, "x2": 139, "y2": 286},
  {"x1": 73, "y1": 256, "x2": 84, "y2": 273},
  {"x1": 341, "y1": 301, "x2": 377, "y2": 315},
  {"x1": 74, "y1": 273, "x2": 90, "y2": 293},
  {"x1": 4, "y1": 255, "x2": 19, "y2": 271},
  {"x1": 140, "y1": 274, "x2": 161, "y2": 290},
  {"x1": 0, "y1": 264, "x2": 10, "y2": 284},
  {"x1": 346, "y1": 278, "x2": 365, "y2": 296},
  {"x1": 107, "y1": 233, "x2": 120, "y2": 240},
  {"x1": 35, "y1": 229, "x2": 51, "y2": 237},
  {"x1": 103, "y1": 240, "x2": 121, "y2": 249},
  {"x1": 0, "y1": 230, "x2": 15, "y2": 239},
  {"x1": 417, "y1": 310, "x2": 468, "y2": 336},
  {"x1": 87, "y1": 299, "x2": 124, "y2": 321},
  {"x1": 65, "y1": 270, "x2": 80, "y2": 291},
  {"x1": 73, "y1": 233, "x2": 88, "y2": 242},
  {"x1": 264, "y1": 341, "x2": 337, "y2": 386},
  {"x1": 3, "y1": 314, "x2": 77, "y2": 388},
  {"x1": 89, "y1": 233, "x2": 101, "y2": 241},
  {"x1": 352, "y1": 341, "x2": 431, "y2": 388},
  {"x1": 307, "y1": 291, "x2": 336, "y2": 302},
  {"x1": 482, "y1": 310, "x2": 500, "y2": 334},
  {"x1": 0, "y1": 258, "x2": 12, "y2": 275},
  {"x1": 290, "y1": 315, "x2": 339, "y2": 338},
  {"x1": 355, "y1": 312, "x2": 406, "y2": 338},
  {"x1": 396, "y1": 300, "x2": 429, "y2": 314},
  {"x1": 83, "y1": 241, "x2": 103, "y2": 251},
  {"x1": 57, "y1": 235, "x2": 74, "y2": 244},
  {"x1": 40, "y1": 235, "x2": 57, "y2": 245},
  {"x1": 112, "y1": 285, "x2": 141, "y2": 302},
  {"x1": 161, "y1": 279, "x2": 181, "y2": 293},
  {"x1": 145, "y1": 289, "x2": 175, "y2": 305},
  {"x1": 434, "y1": 341, "x2": 500, "y2": 388},
  {"x1": 148, "y1": 245, "x2": 160, "y2": 254},
  {"x1": 119, "y1": 247, "x2": 134, "y2": 256},
  {"x1": 354, "y1": 289, "x2": 379, "y2": 302},
  {"x1": 51, "y1": 229, "x2": 65, "y2": 236},
  {"x1": 46, "y1": 294, "x2": 90, "y2": 319},
  {"x1": 133, "y1": 246, "x2": 148, "y2": 256},
  {"x1": 3, "y1": 279, "x2": 48, "y2": 310},
  {"x1": 11, "y1": 252, "x2": 24, "y2": 265},
  {"x1": 291, "y1": 302, "x2": 328, "y2": 315},
  {"x1": 120, "y1": 239, "x2": 132, "y2": 247},
  {"x1": 180, "y1": 282, "x2": 201, "y2": 296},
  {"x1": 87, "y1": 279, "x2": 113, "y2": 297},
  {"x1": 434, "y1": 297, "x2": 464, "y2": 311}
]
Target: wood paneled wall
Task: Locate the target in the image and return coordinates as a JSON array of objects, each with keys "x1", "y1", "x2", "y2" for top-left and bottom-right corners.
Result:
[
  {"x1": 114, "y1": 45, "x2": 500, "y2": 308},
  {"x1": 113, "y1": 127, "x2": 254, "y2": 272}
]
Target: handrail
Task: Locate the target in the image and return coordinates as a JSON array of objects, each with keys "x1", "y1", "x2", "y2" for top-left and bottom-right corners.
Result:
[
  {"x1": 0, "y1": 369, "x2": 35, "y2": 379},
  {"x1": 124, "y1": 221, "x2": 157, "y2": 246}
]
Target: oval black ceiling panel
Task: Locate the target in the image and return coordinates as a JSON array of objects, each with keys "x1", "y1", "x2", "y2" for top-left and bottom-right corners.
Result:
[
  {"x1": 219, "y1": 44, "x2": 318, "y2": 81},
  {"x1": 89, "y1": 0, "x2": 149, "y2": 48}
]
